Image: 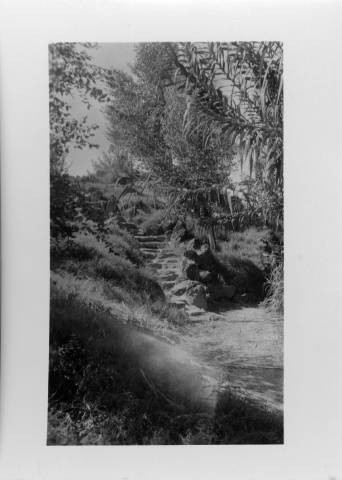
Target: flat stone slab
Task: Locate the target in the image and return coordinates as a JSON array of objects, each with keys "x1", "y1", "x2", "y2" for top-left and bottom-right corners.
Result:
[
  {"x1": 139, "y1": 241, "x2": 163, "y2": 249},
  {"x1": 185, "y1": 305, "x2": 206, "y2": 317},
  {"x1": 168, "y1": 297, "x2": 188, "y2": 308},
  {"x1": 135, "y1": 235, "x2": 165, "y2": 243},
  {"x1": 141, "y1": 252, "x2": 156, "y2": 259},
  {"x1": 161, "y1": 281, "x2": 177, "y2": 290}
]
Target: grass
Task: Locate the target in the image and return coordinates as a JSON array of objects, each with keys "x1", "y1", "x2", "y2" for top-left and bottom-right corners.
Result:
[
  {"x1": 51, "y1": 221, "x2": 143, "y2": 266},
  {"x1": 212, "y1": 227, "x2": 271, "y2": 299},
  {"x1": 217, "y1": 227, "x2": 270, "y2": 268},
  {"x1": 52, "y1": 226, "x2": 163, "y2": 302},
  {"x1": 48, "y1": 285, "x2": 283, "y2": 445},
  {"x1": 51, "y1": 271, "x2": 185, "y2": 342},
  {"x1": 51, "y1": 219, "x2": 189, "y2": 340},
  {"x1": 263, "y1": 261, "x2": 284, "y2": 318}
]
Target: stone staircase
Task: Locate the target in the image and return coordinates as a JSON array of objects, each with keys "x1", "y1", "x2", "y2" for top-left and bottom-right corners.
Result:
[
  {"x1": 134, "y1": 230, "x2": 209, "y2": 319},
  {"x1": 134, "y1": 231, "x2": 179, "y2": 291},
  {"x1": 134, "y1": 229, "x2": 283, "y2": 410}
]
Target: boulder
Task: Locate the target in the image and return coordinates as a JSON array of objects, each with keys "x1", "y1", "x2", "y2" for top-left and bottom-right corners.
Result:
[
  {"x1": 196, "y1": 244, "x2": 219, "y2": 273},
  {"x1": 180, "y1": 257, "x2": 200, "y2": 281},
  {"x1": 199, "y1": 270, "x2": 218, "y2": 284},
  {"x1": 142, "y1": 278, "x2": 166, "y2": 302},
  {"x1": 186, "y1": 238, "x2": 202, "y2": 252},
  {"x1": 184, "y1": 249, "x2": 198, "y2": 261},
  {"x1": 208, "y1": 283, "x2": 236, "y2": 300},
  {"x1": 170, "y1": 280, "x2": 208, "y2": 310},
  {"x1": 171, "y1": 221, "x2": 194, "y2": 243}
]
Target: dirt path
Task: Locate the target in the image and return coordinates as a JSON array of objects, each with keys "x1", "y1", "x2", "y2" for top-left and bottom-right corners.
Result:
[
  {"x1": 181, "y1": 307, "x2": 283, "y2": 409},
  {"x1": 135, "y1": 231, "x2": 283, "y2": 411}
]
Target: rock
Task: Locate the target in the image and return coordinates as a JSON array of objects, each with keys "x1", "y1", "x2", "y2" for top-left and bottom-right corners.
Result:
[
  {"x1": 170, "y1": 280, "x2": 198, "y2": 296},
  {"x1": 185, "y1": 305, "x2": 206, "y2": 317},
  {"x1": 169, "y1": 297, "x2": 188, "y2": 308},
  {"x1": 196, "y1": 244, "x2": 219, "y2": 272},
  {"x1": 208, "y1": 283, "x2": 236, "y2": 300},
  {"x1": 199, "y1": 270, "x2": 218, "y2": 284},
  {"x1": 141, "y1": 278, "x2": 165, "y2": 301},
  {"x1": 184, "y1": 249, "x2": 198, "y2": 261},
  {"x1": 181, "y1": 257, "x2": 200, "y2": 281},
  {"x1": 171, "y1": 222, "x2": 194, "y2": 243},
  {"x1": 186, "y1": 238, "x2": 202, "y2": 252},
  {"x1": 170, "y1": 280, "x2": 208, "y2": 310},
  {"x1": 190, "y1": 288, "x2": 208, "y2": 309}
]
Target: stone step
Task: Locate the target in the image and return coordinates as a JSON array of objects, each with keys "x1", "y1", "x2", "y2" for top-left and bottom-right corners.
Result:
[
  {"x1": 158, "y1": 272, "x2": 179, "y2": 280},
  {"x1": 185, "y1": 305, "x2": 206, "y2": 317},
  {"x1": 139, "y1": 241, "x2": 163, "y2": 249},
  {"x1": 149, "y1": 262, "x2": 163, "y2": 269},
  {"x1": 141, "y1": 247, "x2": 161, "y2": 254},
  {"x1": 161, "y1": 280, "x2": 177, "y2": 290},
  {"x1": 119, "y1": 221, "x2": 138, "y2": 232},
  {"x1": 141, "y1": 252, "x2": 156, "y2": 259},
  {"x1": 158, "y1": 253, "x2": 178, "y2": 260},
  {"x1": 168, "y1": 298, "x2": 188, "y2": 309},
  {"x1": 135, "y1": 235, "x2": 166, "y2": 243},
  {"x1": 159, "y1": 272, "x2": 178, "y2": 281}
]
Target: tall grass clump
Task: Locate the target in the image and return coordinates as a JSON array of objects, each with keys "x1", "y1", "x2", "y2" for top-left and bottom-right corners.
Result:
[
  {"x1": 263, "y1": 261, "x2": 284, "y2": 318},
  {"x1": 212, "y1": 228, "x2": 268, "y2": 299}
]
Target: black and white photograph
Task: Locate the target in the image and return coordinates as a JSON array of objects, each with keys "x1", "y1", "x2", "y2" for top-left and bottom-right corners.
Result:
[
  {"x1": 1, "y1": 0, "x2": 342, "y2": 477},
  {"x1": 48, "y1": 41, "x2": 284, "y2": 445}
]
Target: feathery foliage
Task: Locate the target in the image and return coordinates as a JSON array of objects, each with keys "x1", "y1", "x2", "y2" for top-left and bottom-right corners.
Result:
[{"x1": 171, "y1": 42, "x2": 283, "y2": 185}]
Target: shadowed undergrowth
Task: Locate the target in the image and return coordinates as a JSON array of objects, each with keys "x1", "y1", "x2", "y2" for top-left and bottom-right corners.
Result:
[{"x1": 48, "y1": 285, "x2": 283, "y2": 445}]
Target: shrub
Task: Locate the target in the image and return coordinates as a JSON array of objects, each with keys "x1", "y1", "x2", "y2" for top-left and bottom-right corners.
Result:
[
  {"x1": 213, "y1": 228, "x2": 269, "y2": 298},
  {"x1": 95, "y1": 257, "x2": 164, "y2": 302},
  {"x1": 140, "y1": 209, "x2": 168, "y2": 235},
  {"x1": 51, "y1": 232, "x2": 109, "y2": 265},
  {"x1": 52, "y1": 223, "x2": 143, "y2": 268},
  {"x1": 105, "y1": 228, "x2": 142, "y2": 265}
]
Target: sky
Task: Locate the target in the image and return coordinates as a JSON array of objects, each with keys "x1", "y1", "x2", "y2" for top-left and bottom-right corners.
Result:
[{"x1": 67, "y1": 43, "x2": 136, "y2": 176}]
